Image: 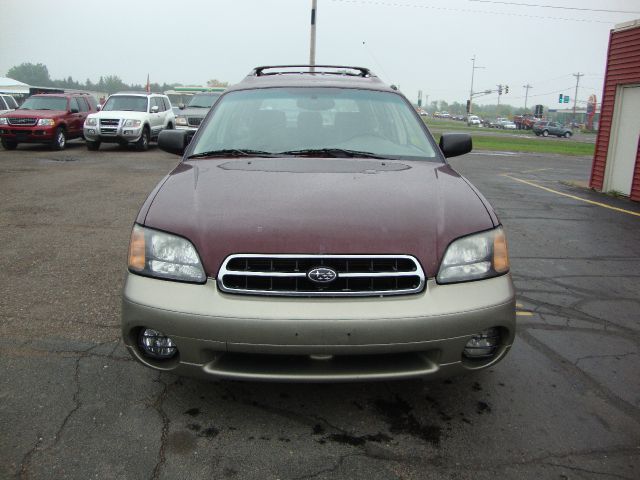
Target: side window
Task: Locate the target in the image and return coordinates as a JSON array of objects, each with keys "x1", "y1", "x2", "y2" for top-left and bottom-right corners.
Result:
[
  {"x1": 85, "y1": 95, "x2": 98, "y2": 111},
  {"x1": 69, "y1": 97, "x2": 79, "y2": 112},
  {"x1": 0, "y1": 97, "x2": 7, "y2": 110},
  {"x1": 7, "y1": 96, "x2": 18, "y2": 109},
  {"x1": 162, "y1": 97, "x2": 171, "y2": 111},
  {"x1": 152, "y1": 97, "x2": 164, "y2": 112},
  {"x1": 77, "y1": 97, "x2": 89, "y2": 112}
]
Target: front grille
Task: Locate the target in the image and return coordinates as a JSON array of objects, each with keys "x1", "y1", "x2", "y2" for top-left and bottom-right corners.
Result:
[
  {"x1": 8, "y1": 117, "x2": 37, "y2": 126},
  {"x1": 99, "y1": 118, "x2": 120, "y2": 135},
  {"x1": 187, "y1": 117, "x2": 202, "y2": 127},
  {"x1": 218, "y1": 254, "x2": 425, "y2": 297}
]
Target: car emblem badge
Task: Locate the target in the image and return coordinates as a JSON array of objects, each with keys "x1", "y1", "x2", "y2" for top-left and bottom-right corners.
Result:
[{"x1": 307, "y1": 267, "x2": 337, "y2": 284}]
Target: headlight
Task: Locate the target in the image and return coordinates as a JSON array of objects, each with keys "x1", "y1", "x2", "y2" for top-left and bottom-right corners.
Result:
[
  {"x1": 123, "y1": 119, "x2": 142, "y2": 128},
  {"x1": 437, "y1": 227, "x2": 509, "y2": 284},
  {"x1": 128, "y1": 224, "x2": 206, "y2": 283},
  {"x1": 175, "y1": 116, "x2": 188, "y2": 126},
  {"x1": 37, "y1": 118, "x2": 55, "y2": 126},
  {"x1": 0, "y1": 118, "x2": 7, "y2": 125},
  {"x1": 85, "y1": 117, "x2": 97, "y2": 127}
]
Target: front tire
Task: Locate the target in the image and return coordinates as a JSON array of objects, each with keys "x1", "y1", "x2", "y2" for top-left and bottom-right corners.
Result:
[
  {"x1": 1, "y1": 138, "x2": 18, "y2": 150},
  {"x1": 135, "y1": 127, "x2": 150, "y2": 151},
  {"x1": 564, "y1": 131, "x2": 572, "y2": 138},
  {"x1": 542, "y1": 130, "x2": 549, "y2": 137},
  {"x1": 51, "y1": 127, "x2": 66, "y2": 150},
  {"x1": 86, "y1": 140, "x2": 100, "y2": 151}
]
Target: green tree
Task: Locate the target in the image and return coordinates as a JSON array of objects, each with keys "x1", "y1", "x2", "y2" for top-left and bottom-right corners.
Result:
[
  {"x1": 100, "y1": 75, "x2": 128, "y2": 94},
  {"x1": 6, "y1": 62, "x2": 52, "y2": 86},
  {"x1": 207, "y1": 79, "x2": 229, "y2": 87}
]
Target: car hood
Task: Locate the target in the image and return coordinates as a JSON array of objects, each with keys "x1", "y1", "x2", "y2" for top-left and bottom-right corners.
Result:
[
  {"x1": 176, "y1": 107, "x2": 211, "y2": 117},
  {"x1": 4, "y1": 109, "x2": 67, "y2": 118},
  {"x1": 141, "y1": 157, "x2": 497, "y2": 278},
  {"x1": 88, "y1": 110, "x2": 148, "y2": 120}
]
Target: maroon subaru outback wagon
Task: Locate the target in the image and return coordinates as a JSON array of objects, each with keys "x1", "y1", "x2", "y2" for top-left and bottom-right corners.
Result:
[{"x1": 122, "y1": 65, "x2": 516, "y2": 382}]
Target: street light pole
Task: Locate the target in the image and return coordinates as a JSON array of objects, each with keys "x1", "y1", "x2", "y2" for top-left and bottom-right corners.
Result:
[
  {"x1": 309, "y1": 0, "x2": 317, "y2": 70},
  {"x1": 523, "y1": 84, "x2": 533, "y2": 111},
  {"x1": 468, "y1": 55, "x2": 484, "y2": 114},
  {"x1": 572, "y1": 72, "x2": 583, "y2": 123}
]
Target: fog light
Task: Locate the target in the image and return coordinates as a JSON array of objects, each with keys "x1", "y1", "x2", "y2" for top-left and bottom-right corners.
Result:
[
  {"x1": 138, "y1": 328, "x2": 177, "y2": 359},
  {"x1": 463, "y1": 328, "x2": 500, "y2": 359},
  {"x1": 88, "y1": 129, "x2": 95, "y2": 134}
]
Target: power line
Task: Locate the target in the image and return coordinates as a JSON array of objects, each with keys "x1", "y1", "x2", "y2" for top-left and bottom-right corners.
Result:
[
  {"x1": 468, "y1": 1, "x2": 640, "y2": 15},
  {"x1": 330, "y1": 0, "x2": 615, "y2": 23}
]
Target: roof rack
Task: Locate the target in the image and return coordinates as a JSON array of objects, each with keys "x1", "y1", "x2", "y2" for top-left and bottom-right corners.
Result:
[{"x1": 251, "y1": 65, "x2": 373, "y2": 78}]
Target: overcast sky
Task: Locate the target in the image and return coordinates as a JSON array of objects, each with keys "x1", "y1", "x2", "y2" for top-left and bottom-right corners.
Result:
[{"x1": 1, "y1": 0, "x2": 639, "y2": 108}]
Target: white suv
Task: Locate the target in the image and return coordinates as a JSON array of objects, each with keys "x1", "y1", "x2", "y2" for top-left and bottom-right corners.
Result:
[
  {"x1": 0, "y1": 94, "x2": 18, "y2": 115},
  {"x1": 83, "y1": 93, "x2": 175, "y2": 151}
]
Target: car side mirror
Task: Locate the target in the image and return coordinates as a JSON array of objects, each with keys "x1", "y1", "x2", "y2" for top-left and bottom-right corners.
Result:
[
  {"x1": 151, "y1": 105, "x2": 159, "y2": 113},
  {"x1": 439, "y1": 133, "x2": 472, "y2": 158},
  {"x1": 70, "y1": 107, "x2": 79, "y2": 113},
  {"x1": 179, "y1": 103, "x2": 185, "y2": 110},
  {"x1": 97, "y1": 104, "x2": 103, "y2": 111},
  {"x1": 158, "y1": 129, "x2": 191, "y2": 156}
]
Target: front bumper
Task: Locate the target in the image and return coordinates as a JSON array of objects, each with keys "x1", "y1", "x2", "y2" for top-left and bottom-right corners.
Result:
[
  {"x1": 84, "y1": 124, "x2": 142, "y2": 143},
  {"x1": 0, "y1": 125, "x2": 56, "y2": 143},
  {"x1": 122, "y1": 273, "x2": 516, "y2": 382}
]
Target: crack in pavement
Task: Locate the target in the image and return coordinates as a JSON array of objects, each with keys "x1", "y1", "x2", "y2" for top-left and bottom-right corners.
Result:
[
  {"x1": 518, "y1": 329, "x2": 640, "y2": 424},
  {"x1": 18, "y1": 354, "x2": 84, "y2": 479},
  {"x1": 574, "y1": 352, "x2": 638, "y2": 366},
  {"x1": 290, "y1": 453, "x2": 364, "y2": 480},
  {"x1": 149, "y1": 375, "x2": 180, "y2": 480},
  {"x1": 542, "y1": 461, "x2": 636, "y2": 480}
]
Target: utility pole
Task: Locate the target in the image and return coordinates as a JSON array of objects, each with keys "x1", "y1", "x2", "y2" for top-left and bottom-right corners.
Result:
[
  {"x1": 309, "y1": 0, "x2": 317, "y2": 69},
  {"x1": 523, "y1": 84, "x2": 533, "y2": 111},
  {"x1": 468, "y1": 55, "x2": 484, "y2": 114},
  {"x1": 572, "y1": 72, "x2": 583, "y2": 123}
]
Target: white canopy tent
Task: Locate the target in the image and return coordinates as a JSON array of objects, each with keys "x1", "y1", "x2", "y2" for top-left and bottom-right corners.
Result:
[{"x1": 0, "y1": 77, "x2": 30, "y2": 94}]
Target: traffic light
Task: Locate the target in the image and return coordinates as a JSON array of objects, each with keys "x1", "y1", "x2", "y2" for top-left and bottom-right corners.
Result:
[
  {"x1": 498, "y1": 85, "x2": 502, "y2": 95},
  {"x1": 559, "y1": 94, "x2": 564, "y2": 103},
  {"x1": 563, "y1": 95, "x2": 570, "y2": 103},
  {"x1": 466, "y1": 100, "x2": 471, "y2": 113},
  {"x1": 505, "y1": 85, "x2": 509, "y2": 94}
]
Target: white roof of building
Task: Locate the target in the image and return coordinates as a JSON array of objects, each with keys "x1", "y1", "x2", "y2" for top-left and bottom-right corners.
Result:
[
  {"x1": 0, "y1": 76, "x2": 30, "y2": 94},
  {"x1": 614, "y1": 19, "x2": 640, "y2": 32}
]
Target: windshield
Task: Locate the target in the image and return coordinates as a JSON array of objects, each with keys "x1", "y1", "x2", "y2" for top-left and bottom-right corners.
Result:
[
  {"x1": 102, "y1": 95, "x2": 148, "y2": 112},
  {"x1": 191, "y1": 88, "x2": 439, "y2": 160},
  {"x1": 20, "y1": 96, "x2": 68, "y2": 111},
  {"x1": 187, "y1": 93, "x2": 221, "y2": 108}
]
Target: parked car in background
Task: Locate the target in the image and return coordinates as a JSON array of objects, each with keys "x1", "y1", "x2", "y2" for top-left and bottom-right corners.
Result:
[
  {"x1": 467, "y1": 115, "x2": 481, "y2": 126},
  {"x1": 175, "y1": 91, "x2": 222, "y2": 131},
  {"x1": 513, "y1": 114, "x2": 541, "y2": 130},
  {"x1": 83, "y1": 92, "x2": 175, "y2": 151},
  {"x1": 0, "y1": 94, "x2": 18, "y2": 115},
  {"x1": 0, "y1": 93, "x2": 97, "y2": 150},
  {"x1": 533, "y1": 121, "x2": 572, "y2": 138},
  {"x1": 122, "y1": 64, "x2": 516, "y2": 383},
  {"x1": 501, "y1": 121, "x2": 517, "y2": 130}
]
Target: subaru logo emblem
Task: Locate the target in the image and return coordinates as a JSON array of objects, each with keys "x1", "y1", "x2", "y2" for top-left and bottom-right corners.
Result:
[{"x1": 308, "y1": 267, "x2": 337, "y2": 284}]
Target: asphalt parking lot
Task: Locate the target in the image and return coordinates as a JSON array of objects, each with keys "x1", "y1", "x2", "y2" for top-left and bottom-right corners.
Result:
[{"x1": 1, "y1": 141, "x2": 639, "y2": 480}]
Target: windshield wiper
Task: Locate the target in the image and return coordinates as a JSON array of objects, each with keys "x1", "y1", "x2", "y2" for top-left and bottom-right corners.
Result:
[
  {"x1": 278, "y1": 148, "x2": 389, "y2": 159},
  {"x1": 186, "y1": 149, "x2": 277, "y2": 159}
]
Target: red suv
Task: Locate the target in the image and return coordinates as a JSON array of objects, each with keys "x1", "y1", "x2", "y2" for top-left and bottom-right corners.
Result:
[{"x1": 0, "y1": 93, "x2": 97, "y2": 150}]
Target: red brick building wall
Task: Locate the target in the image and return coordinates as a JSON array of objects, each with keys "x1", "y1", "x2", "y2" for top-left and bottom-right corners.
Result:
[{"x1": 590, "y1": 21, "x2": 640, "y2": 201}]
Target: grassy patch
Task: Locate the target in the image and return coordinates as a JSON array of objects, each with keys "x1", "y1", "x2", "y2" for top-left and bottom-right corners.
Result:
[
  {"x1": 433, "y1": 133, "x2": 594, "y2": 156},
  {"x1": 471, "y1": 136, "x2": 594, "y2": 156}
]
